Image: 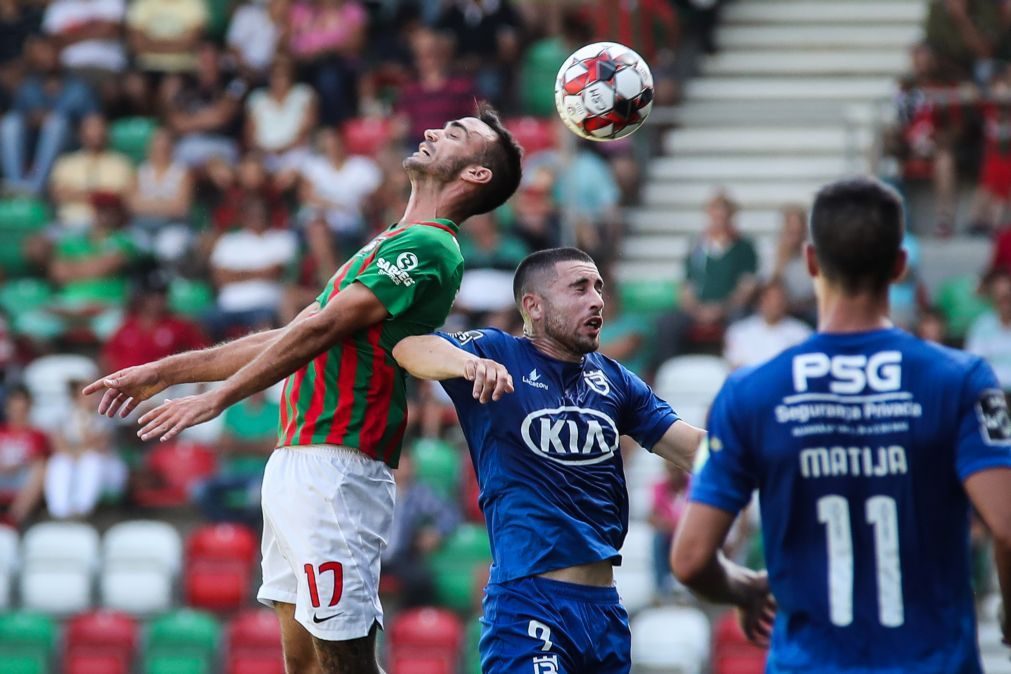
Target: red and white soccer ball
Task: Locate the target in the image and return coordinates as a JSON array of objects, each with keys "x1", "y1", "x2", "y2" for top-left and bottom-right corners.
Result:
[{"x1": 554, "y1": 41, "x2": 654, "y2": 142}]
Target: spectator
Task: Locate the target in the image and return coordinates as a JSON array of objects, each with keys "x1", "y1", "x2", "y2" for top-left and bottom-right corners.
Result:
[
  {"x1": 246, "y1": 56, "x2": 318, "y2": 176},
  {"x1": 206, "y1": 197, "x2": 297, "y2": 340},
  {"x1": 0, "y1": 0, "x2": 43, "y2": 83},
  {"x1": 723, "y1": 280, "x2": 813, "y2": 369},
  {"x1": 194, "y1": 389, "x2": 279, "y2": 526},
  {"x1": 552, "y1": 141, "x2": 622, "y2": 261},
  {"x1": 435, "y1": 0, "x2": 522, "y2": 104},
  {"x1": 967, "y1": 67, "x2": 1011, "y2": 235},
  {"x1": 0, "y1": 386, "x2": 48, "y2": 527},
  {"x1": 164, "y1": 43, "x2": 246, "y2": 172},
  {"x1": 653, "y1": 191, "x2": 759, "y2": 364},
  {"x1": 1, "y1": 35, "x2": 98, "y2": 196},
  {"x1": 966, "y1": 269, "x2": 1011, "y2": 391},
  {"x1": 209, "y1": 151, "x2": 290, "y2": 235},
  {"x1": 45, "y1": 379, "x2": 126, "y2": 519},
  {"x1": 455, "y1": 212, "x2": 529, "y2": 322},
  {"x1": 764, "y1": 205, "x2": 815, "y2": 320},
  {"x1": 49, "y1": 113, "x2": 134, "y2": 229},
  {"x1": 126, "y1": 127, "x2": 194, "y2": 253},
  {"x1": 648, "y1": 461, "x2": 690, "y2": 596},
  {"x1": 101, "y1": 274, "x2": 208, "y2": 374},
  {"x1": 296, "y1": 127, "x2": 382, "y2": 250},
  {"x1": 42, "y1": 0, "x2": 127, "y2": 80},
  {"x1": 383, "y1": 450, "x2": 461, "y2": 608},
  {"x1": 394, "y1": 27, "x2": 478, "y2": 147},
  {"x1": 288, "y1": 0, "x2": 368, "y2": 124},
  {"x1": 890, "y1": 231, "x2": 928, "y2": 330},
  {"x1": 227, "y1": 0, "x2": 290, "y2": 82},
  {"x1": 511, "y1": 168, "x2": 561, "y2": 251},
  {"x1": 916, "y1": 308, "x2": 949, "y2": 344},
  {"x1": 924, "y1": 0, "x2": 1008, "y2": 84},
  {"x1": 127, "y1": 0, "x2": 207, "y2": 75}
]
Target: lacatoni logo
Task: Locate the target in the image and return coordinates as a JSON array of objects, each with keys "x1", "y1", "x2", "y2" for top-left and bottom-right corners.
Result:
[
  {"x1": 376, "y1": 257, "x2": 415, "y2": 286},
  {"x1": 523, "y1": 368, "x2": 548, "y2": 390},
  {"x1": 520, "y1": 406, "x2": 619, "y2": 465}
]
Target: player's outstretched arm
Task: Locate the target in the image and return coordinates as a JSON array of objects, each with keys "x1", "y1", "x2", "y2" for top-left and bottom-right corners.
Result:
[
  {"x1": 652, "y1": 421, "x2": 705, "y2": 473},
  {"x1": 671, "y1": 503, "x2": 777, "y2": 648},
  {"x1": 136, "y1": 284, "x2": 389, "y2": 442},
  {"x1": 964, "y1": 468, "x2": 1011, "y2": 645},
  {"x1": 392, "y1": 335, "x2": 514, "y2": 404}
]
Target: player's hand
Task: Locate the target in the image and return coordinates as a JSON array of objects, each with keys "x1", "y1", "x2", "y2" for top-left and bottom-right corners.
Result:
[
  {"x1": 82, "y1": 363, "x2": 169, "y2": 419},
  {"x1": 136, "y1": 390, "x2": 225, "y2": 442},
  {"x1": 735, "y1": 569, "x2": 777, "y2": 648},
  {"x1": 463, "y1": 358, "x2": 514, "y2": 404}
]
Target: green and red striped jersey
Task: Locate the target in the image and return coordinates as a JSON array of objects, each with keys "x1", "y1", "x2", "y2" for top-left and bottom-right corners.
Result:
[{"x1": 277, "y1": 219, "x2": 464, "y2": 467}]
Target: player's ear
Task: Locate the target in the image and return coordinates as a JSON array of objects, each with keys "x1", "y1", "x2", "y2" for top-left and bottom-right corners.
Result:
[
  {"x1": 461, "y1": 165, "x2": 492, "y2": 185},
  {"x1": 890, "y1": 247, "x2": 908, "y2": 283},
  {"x1": 804, "y1": 242, "x2": 819, "y2": 279},
  {"x1": 521, "y1": 292, "x2": 541, "y2": 322}
]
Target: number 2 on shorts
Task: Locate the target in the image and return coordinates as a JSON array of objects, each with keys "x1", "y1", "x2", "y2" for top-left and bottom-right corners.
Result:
[
  {"x1": 528, "y1": 620, "x2": 553, "y2": 652},
  {"x1": 304, "y1": 561, "x2": 344, "y2": 608}
]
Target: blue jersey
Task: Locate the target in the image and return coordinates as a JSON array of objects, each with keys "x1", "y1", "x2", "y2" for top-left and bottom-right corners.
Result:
[
  {"x1": 438, "y1": 329, "x2": 679, "y2": 584},
  {"x1": 692, "y1": 328, "x2": 1011, "y2": 674}
]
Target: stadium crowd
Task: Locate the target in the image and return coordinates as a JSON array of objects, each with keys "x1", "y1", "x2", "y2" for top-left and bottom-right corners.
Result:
[{"x1": 0, "y1": 0, "x2": 1006, "y2": 672}]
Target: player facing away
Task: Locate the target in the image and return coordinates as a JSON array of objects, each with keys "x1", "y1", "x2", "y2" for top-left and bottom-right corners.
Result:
[
  {"x1": 391, "y1": 248, "x2": 705, "y2": 674},
  {"x1": 83, "y1": 107, "x2": 523, "y2": 674},
  {"x1": 671, "y1": 177, "x2": 1011, "y2": 673}
]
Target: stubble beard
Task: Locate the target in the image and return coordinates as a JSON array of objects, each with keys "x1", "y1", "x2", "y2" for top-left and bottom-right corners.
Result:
[{"x1": 543, "y1": 303, "x2": 597, "y2": 356}]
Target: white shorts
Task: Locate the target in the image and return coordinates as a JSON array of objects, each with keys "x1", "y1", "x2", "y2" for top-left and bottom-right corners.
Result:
[{"x1": 257, "y1": 445, "x2": 396, "y2": 641}]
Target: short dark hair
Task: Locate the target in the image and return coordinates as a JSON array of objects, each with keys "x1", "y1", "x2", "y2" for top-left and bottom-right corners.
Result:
[
  {"x1": 465, "y1": 103, "x2": 523, "y2": 218},
  {"x1": 810, "y1": 177, "x2": 905, "y2": 294},
  {"x1": 513, "y1": 247, "x2": 595, "y2": 306}
]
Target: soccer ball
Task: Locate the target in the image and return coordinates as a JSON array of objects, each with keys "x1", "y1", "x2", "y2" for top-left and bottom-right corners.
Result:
[{"x1": 554, "y1": 42, "x2": 654, "y2": 142}]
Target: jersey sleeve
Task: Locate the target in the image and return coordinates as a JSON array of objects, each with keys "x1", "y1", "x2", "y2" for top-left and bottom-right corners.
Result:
[
  {"x1": 955, "y1": 358, "x2": 1011, "y2": 481},
  {"x1": 618, "y1": 367, "x2": 679, "y2": 451},
  {"x1": 354, "y1": 229, "x2": 453, "y2": 318},
  {"x1": 689, "y1": 378, "x2": 758, "y2": 515},
  {"x1": 435, "y1": 329, "x2": 508, "y2": 404}
]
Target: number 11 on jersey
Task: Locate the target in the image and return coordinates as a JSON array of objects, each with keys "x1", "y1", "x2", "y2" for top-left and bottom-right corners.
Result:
[{"x1": 817, "y1": 495, "x2": 904, "y2": 628}]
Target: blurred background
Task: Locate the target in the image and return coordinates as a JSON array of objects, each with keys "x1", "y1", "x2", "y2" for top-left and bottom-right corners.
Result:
[{"x1": 0, "y1": 0, "x2": 1008, "y2": 672}]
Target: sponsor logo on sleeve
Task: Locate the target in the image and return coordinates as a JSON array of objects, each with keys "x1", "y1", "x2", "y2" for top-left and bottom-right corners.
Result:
[
  {"x1": 450, "y1": 330, "x2": 484, "y2": 345},
  {"x1": 376, "y1": 256, "x2": 417, "y2": 286},
  {"x1": 977, "y1": 389, "x2": 1011, "y2": 445}
]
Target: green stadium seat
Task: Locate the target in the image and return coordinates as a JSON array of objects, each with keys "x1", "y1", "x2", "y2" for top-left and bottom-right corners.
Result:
[
  {"x1": 169, "y1": 278, "x2": 215, "y2": 318},
  {"x1": 0, "y1": 198, "x2": 50, "y2": 278},
  {"x1": 618, "y1": 279, "x2": 679, "y2": 315},
  {"x1": 109, "y1": 117, "x2": 157, "y2": 165},
  {"x1": 411, "y1": 438, "x2": 462, "y2": 501},
  {"x1": 0, "y1": 613, "x2": 57, "y2": 674},
  {"x1": 429, "y1": 524, "x2": 492, "y2": 613},
  {"x1": 145, "y1": 610, "x2": 221, "y2": 674},
  {"x1": 0, "y1": 278, "x2": 53, "y2": 320},
  {"x1": 206, "y1": 0, "x2": 232, "y2": 40},
  {"x1": 145, "y1": 654, "x2": 210, "y2": 674},
  {"x1": 935, "y1": 274, "x2": 990, "y2": 339}
]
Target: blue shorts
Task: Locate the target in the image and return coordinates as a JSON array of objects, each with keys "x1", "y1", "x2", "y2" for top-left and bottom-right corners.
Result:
[{"x1": 479, "y1": 576, "x2": 631, "y2": 674}]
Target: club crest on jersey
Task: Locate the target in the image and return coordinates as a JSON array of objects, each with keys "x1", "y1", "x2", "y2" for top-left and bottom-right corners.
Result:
[
  {"x1": 520, "y1": 406, "x2": 619, "y2": 465},
  {"x1": 583, "y1": 370, "x2": 610, "y2": 396}
]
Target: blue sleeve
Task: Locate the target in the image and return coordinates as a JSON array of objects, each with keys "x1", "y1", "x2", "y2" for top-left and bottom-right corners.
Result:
[
  {"x1": 689, "y1": 378, "x2": 758, "y2": 515},
  {"x1": 956, "y1": 359, "x2": 1011, "y2": 481},
  {"x1": 435, "y1": 329, "x2": 505, "y2": 405},
  {"x1": 618, "y1": 366, "x2": 679, "y2": 451}
]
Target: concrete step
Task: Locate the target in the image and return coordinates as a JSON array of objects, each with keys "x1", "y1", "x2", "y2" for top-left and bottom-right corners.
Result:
[
  {"x1": 648, "y1": 156, "x2": 850, "y2": 182},
  {"x1": 614, "y1": 261, "x2": 683, "y2": 283},
  {"x1": 723, "y1": 2, "x2": 926, "y2": 25},
  {"x1": 628, "y1": 208, "x2": 787, "y2": 235},
  {"x1": 702, "y1": 50, "x2": 907, "y2": 77},
  {"x1": 664, "y1": 126, "x2": 874, "y2": 155},
  {"x1": 623, "y1": 234, "x2": 777, "y2": 262},
  {"x1": 685, "y1": 77, "x2": 895, "y2": 102},
  {"x1": 717, "y1": 24, "x2": 923, "y2": 50},
  {"x1": 664, "y1": 100, "x2": 884, "y2": 127},
  {"x1": 642, "y1": 181, "x2": 823, "y2": 209}
]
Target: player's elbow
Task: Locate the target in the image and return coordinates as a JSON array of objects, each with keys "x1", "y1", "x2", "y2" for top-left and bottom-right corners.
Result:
[
  {"x1": 669, "y1": 536, "x2": 710, "y2": 587},
  {"x1": 391, "y1": 338, "x2": 423, "y2": 375},
  {"x1": 989, "y1": 516, "x2": 1011, "y2": 552}
]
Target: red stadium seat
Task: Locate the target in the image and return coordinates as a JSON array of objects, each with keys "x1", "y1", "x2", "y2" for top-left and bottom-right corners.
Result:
[
  {"x1": 713, "y1": 611, "x2": 767, "y2": 674},
  {"x1": 63, "y1": 611, "x2": 138, "y2": 674},
  {"x1": 133, "y1": 442, "x2": 217, "y2": 507},
  {"x1": 187, "y1": 524, "x2": 258, "y2": 563},
  {"x1": 227, "y1": 609, "x2": 284, "y2": 674},
  {"x1": 388, "y1": 608, "x2": 463, "y2": 674},
  {"x1": 342, "y1": 117, "x2": 393, "y2": 157},
  {"x1": 461, "y1": 463, "x2": 483, "y2": 523},
  {"x1": 503, "y1": 117, "x2": 556, "y2": 156},
  {"x1": 185, "y1": 524, "x2": 258, "y2": 611}
]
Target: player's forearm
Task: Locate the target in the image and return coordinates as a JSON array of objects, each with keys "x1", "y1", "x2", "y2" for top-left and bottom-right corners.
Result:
[
  {"x1": 994, "y1": 538, "x2": 1011, "y2": 638},
  {"x1": 675, "y1": 551, "x2": 755, "y2": 606},
  {"x1": 392, "y1": 335, "x2": 477, "y2": 381},
  {"x1": 155, "y1": 329, "x2": 283, "y2": 385}
]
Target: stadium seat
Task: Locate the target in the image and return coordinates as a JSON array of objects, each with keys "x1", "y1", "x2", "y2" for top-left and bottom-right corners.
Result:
[
  {"x1": 0, "y1": 278, "x2": 53, "y2": 325},
  {"x1": 0, "y1": 612, "x2": 57, "y2": 674},
  {"x1": 614, "y1": 521, "x2": 656, "y2": 614},
  {"x1": 103, "y1": 520, "x2": 183, "y2": 572},
  {"x1": 936, "y1": 273, "x2": 990, "y2": 340},
  {"x1": 429, "y1": 524, "x2": 492, "y2": 612},
  {"x1": 101, "y1": 522, "x2": 180, "y2": 614},
  {"x1": 168, "y1": 277, "x2": 216, "y2": 318},
  {"x1": 388, "y1": 607, "x2": 463, "y2": 674},
  {"x1": 108, "y1": 117, "x2": 157, "y2": 165},
  {"x1": 713, "y1": 611, "x2": 767, "y2": 674},
  {"x1": 184, "y1": 524, "x2": 258, "y2": 612},
  {"x1": 631, "y1": 606, "x2": 711, "y2": 674},
  {"x1": 23, "y1": 521, "x2": 100, "y2": 566},
  {"x1": 0, "y1": 525, "x2": 18, "y2": 609},
  {"x1": 63, "y1": 610, "x2": 138, "y2": 674},
  {"x1": 145, "y1": 609, "x2": 221, "y2": 674},
  {"x1": 618, "y1": 279, "x2": 679, "y2": 315},
  {"x1": 20, "y1": 522, "x2": 99, "y2": 614},
  {"x1": 23, "y1": 355, "x2": 99, "y2": 431},
  {"x1": 226, "y1": 609, "x2": 284, "y2": 674},
  {"x1": 0, "y1": 197, "x2": 50, "y2": 277},
  {"x1": 464, "y1": 618, "x2": 482, "y2": 674},
  {"x1": 411, "y1": 438, "x2": 462, "y2": 501},
  {"x1": 341, "y1": 117, "x2": 393, "y2": 156},
  {"x1": 503, "y1": 116, "x2": 556, "y2": 156},
  {"x1": 133, "y1": 442, "x2": 218, "y2": 507}
]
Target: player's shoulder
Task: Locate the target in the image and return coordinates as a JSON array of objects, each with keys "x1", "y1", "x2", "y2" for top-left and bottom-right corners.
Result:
[
  {"x1": 399, "y1": 221, "x2": 464, "y2": 263},
  {"x1": 443, "y1": 327, "x2": 519, "y2": 349}
]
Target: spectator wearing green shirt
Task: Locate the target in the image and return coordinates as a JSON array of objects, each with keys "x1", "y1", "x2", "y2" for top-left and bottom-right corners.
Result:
[{"x1": 653, "y1": 191, "x2": 758, "y2": 367}]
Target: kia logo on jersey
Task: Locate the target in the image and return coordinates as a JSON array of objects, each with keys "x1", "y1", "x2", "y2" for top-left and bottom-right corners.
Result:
[{"x1": 520, "y1": 406, "x2": 619, "y2": 465}]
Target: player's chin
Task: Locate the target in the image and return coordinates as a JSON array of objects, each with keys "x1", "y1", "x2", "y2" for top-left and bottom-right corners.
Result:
[{"x1": 574, "y1": 332, "x2": 600, "y2": 353}]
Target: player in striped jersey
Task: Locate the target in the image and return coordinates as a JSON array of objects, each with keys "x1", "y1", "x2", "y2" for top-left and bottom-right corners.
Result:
[{"x1": 84, "y1": 107, "x2": 523, "y2": 673}]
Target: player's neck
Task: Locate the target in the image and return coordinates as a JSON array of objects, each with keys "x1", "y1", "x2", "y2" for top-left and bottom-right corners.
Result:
[
  {"x1": 816, "y1": 287, "x2": 894, "y2": 334},
  {"x1": 400, "y1": 179, "x2": 462, "y2": 226},
  {"x1": 528, "y1": 334, "x2": 583, "y2": 363}
]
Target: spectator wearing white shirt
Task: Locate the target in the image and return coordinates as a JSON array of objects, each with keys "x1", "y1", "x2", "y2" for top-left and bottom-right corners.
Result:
[
  {"x1": 723, "y1": 279, "x2": 813, "y2": 369},
  {"x1": 227, "y1": 0, "x2": 290, "y2": 82},
  {"x1": 297, "y1": 127, "x2": 382, "y2": 248},
  {"x1": 206, "y1": 197, "x2": 297, "y2": 340},
  {"x1": 42, "y1": 0, "x2": 127, "y2": 76},
  {"x1": 246, "y1": 57, "x2": 318, "y2": 175},
  {"x1": 764, "y1": 205, "x2": 816, "y2": 321},
  {"x1": 966, "y1": 269, "x2": 1011, "y2": 391}
]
